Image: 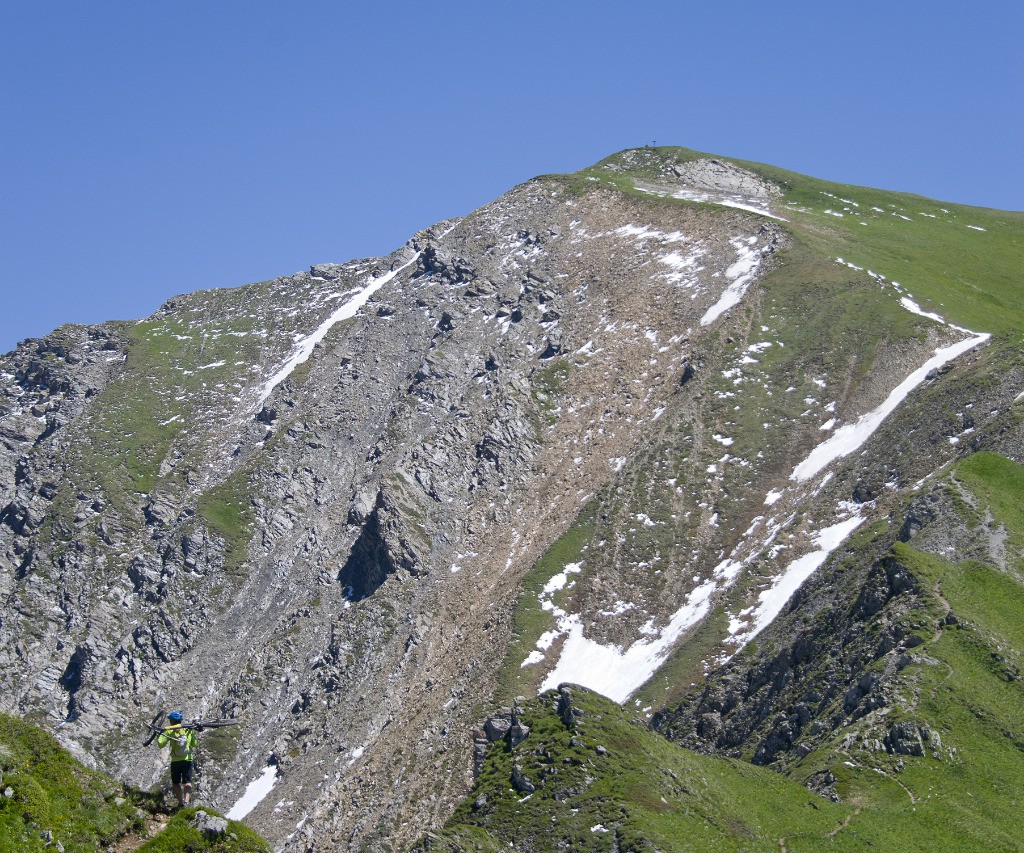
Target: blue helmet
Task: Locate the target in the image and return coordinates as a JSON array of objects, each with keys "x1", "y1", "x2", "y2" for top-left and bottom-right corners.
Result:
[{"x1": 168, "y1": 711, "x2": 184, "y2": 722}]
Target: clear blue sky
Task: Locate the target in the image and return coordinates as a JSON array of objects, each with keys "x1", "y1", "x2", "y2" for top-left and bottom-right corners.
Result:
[{"x1": 2, "y1": 1, "x2": 1021, "y2": 353}]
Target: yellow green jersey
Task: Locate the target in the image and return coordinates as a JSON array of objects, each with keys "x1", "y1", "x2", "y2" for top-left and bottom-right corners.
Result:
[{"x1": 157, "y1": 724, "x2": 197, "y2": 762}]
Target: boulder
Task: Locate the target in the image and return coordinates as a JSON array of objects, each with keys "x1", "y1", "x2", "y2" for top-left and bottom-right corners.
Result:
[
  {"x1": 508, "y1": 722, "x2": 530, "y2": 748},
  {"x1": 511, "y1": 764, "x2": 536, "y2": 794},
  {"x1": 191, "y1": 809, "x2": 229, "y2": 839}
]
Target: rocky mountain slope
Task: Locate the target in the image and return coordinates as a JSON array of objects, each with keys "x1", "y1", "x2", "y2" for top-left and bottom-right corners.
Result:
[{"x1": 1, "y1": 147, "x2": 1021, "y2": 850}]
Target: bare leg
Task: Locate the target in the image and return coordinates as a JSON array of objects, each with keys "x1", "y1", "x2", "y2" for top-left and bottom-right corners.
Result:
[
  {"x1": 172, "y1": 782, "x2": 184, "y2": 806},
  {"x1": 183, "y1": 782, "x2": 192, "y2": 806}
]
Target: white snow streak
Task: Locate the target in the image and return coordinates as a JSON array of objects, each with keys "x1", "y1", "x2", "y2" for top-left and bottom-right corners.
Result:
[
  {"x1": 729, "y1": 516, "x2": 865, "y2": 649},
  {"x1": 791, "y1": 332, "x2": 989, "y2": 482},
  {"x1": 900, "y1": 296, "x2": 945, "y2": 324},
  {"x1": 257, "y1": 252, "x2": 421, "y2": 405},
  {"x1": 226, "y1": 766, "x2": 278, "y2": 820},
  {"x1": 714, "y1": 198, "x2": 788, "y2": 220},
  {"x1": 701, "y1": 237, "x2": 762, "y2": 326},
  {"x1": 639, "y1": 186, "x2": 788, "y2": 221}
]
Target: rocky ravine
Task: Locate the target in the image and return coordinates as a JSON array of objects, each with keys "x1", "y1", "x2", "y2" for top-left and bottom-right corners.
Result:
[{"x1": 0, "y1": 152, "x2": 997, "y2": 850}]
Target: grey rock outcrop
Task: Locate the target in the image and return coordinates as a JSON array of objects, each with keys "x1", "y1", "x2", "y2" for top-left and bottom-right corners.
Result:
[{"x1": 191, "y1": 810, "x2": 230, "y2": 839}]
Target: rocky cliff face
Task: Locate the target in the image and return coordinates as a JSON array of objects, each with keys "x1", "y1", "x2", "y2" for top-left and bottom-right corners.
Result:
[{"x1": 0, "y1": 148, "x2": 1018, "y2": 850}]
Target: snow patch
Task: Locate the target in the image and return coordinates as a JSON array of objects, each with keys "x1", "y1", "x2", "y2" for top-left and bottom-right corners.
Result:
[
  {"x1": 257, "y1": 252, "x2": 421, "y2": 406},
  {"x1": 538, "y1": 580, "x2": 717, "y2": 702},
  {"x1": 729, "y1": 516, "x2": 865, "y2": 650},
  {"x1": 900, "y1": 296, "x2": 946, "y2": 324},
  {"x1": 790, "y1": 332, "x2": 989, "y2": 482},
  {"x1": 226, "y1": 766, "x2": 278, "y2": 820},
  {"x1": 614, "y1": 224, "x2": 687, "y2": 243},
  {"x1": 714, "y1": 198, "x2": 788, "y2": 220},
  {"x1": 639, "y1": 186, "x2": 788, "y2": 221},
  {"x1": 700, "y1": 237, "x2": 763, "y2": 326},
  {"x1": 659, "y1": 248, "x2": 704, "y2": 284},
  {"x1": 543, "y1": 563, "x2": 583, "y2": 597}
]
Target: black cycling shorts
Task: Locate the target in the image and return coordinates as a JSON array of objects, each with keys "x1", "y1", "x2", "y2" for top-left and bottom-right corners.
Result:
[{"x1": 170, "y1": 760, "x2": 194, "y2": 784}]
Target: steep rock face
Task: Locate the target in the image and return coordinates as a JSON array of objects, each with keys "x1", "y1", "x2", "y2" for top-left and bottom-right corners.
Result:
[
  {"x1": 0, "y1": 170, "x2": 791, "y2": 848},
  {"x1": 0, "y1": 324, "x2": 127, "y2": 536},
  {"x1": 0, "y1": 149, "x2": 1014, "y2": 850}
]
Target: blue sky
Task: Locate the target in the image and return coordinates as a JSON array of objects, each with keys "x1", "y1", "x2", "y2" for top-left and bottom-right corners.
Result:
[{"x1": 2, "y1": 1, "x2": 1021, "y2": 353}]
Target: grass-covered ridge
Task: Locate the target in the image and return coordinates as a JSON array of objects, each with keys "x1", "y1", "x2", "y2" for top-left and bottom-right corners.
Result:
[
  {"x1": 135, "y1": 806, "x2": 269, "y2": 853},
  {"x1": 782, "y1": 450, "x2": 1024, "y2": 848},
  {"x1": 414, "y1": 687, "x2": 850, "y2": 851},
  {"x1": 550, "y1": 146, "x2": 1024, "y2": 340},
  {"x1": 0, "y1": 713, "x2": 269, "y2": 852}
]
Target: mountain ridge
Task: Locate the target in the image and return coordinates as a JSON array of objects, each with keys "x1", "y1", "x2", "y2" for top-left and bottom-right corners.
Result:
[{"x1": 1, "y1": 147, "x2": 1021, "y2": 850}]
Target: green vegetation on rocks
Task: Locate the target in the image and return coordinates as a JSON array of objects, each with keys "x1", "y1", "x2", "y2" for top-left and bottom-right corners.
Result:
[
  {"x1": 196, "y1": 467, "x2": 257, "y2": 579},
  {"x1": 0, "y1": 714, "x2": 269, "y2": 852},
  {"x1": 0, "y1": 713, "x2": 140, "y2": 851},
  {"x1": 415, "y1": 688, "x2": 850, "y2": 851},
  {"x1": 135, "y1": 807, "x2": 269, "y2": 853}
]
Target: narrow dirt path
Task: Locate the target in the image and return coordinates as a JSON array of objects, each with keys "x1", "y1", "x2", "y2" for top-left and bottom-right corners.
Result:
[
  {"x1": 825, "y1": 806, "x2": 863, "y2": 838},
  {"x1": 926, "y1": 581, "x2": 957, "y2": 702},
  {"x1": 108, "y1": 812, "x2": 170, "y2": 853},
  {"x1": 778, "y1": 805, "x2": 863, "y2": 850},
  {"x1": 873, "y1": 768, "x2": 916, "y2": 805}
]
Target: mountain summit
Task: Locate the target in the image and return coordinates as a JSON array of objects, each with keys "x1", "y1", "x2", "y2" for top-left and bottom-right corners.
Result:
[{"x1": 1, "y1": 148, "x2": 1022, "y2": 850}]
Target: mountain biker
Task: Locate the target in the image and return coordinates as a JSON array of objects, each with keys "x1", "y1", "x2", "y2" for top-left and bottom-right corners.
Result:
[{"x1": 157, "y1": 711, "x2": 199, "y2": 807}]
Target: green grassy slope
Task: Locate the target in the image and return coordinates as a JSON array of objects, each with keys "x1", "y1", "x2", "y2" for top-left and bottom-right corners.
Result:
[
  {"x1": 0, "y1": 714, "x2": 268, "y2": 852},
  {"x1": 414, "y1": 688, "x2": 851, "y2": 852},
  {"x1": 778, "y1": 452, "x2": 1024, "y2": 850},
  {"x1": 0, "y1": 714, "x2": 140, "y2": 852},
  {"x1": 752, "y1": 161, "x2": 1024, "y2": 340}
]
